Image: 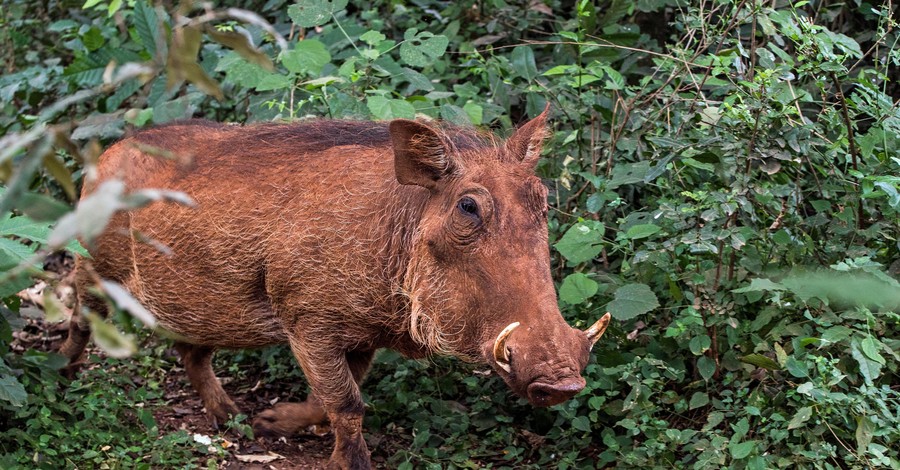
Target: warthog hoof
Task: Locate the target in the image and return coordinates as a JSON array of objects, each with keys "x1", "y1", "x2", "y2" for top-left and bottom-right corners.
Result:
[{"x1": 252, "y1": 400, "x2": 328, "y2": 437}]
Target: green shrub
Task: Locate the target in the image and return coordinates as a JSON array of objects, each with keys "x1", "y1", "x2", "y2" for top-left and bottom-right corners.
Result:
[{"x1": 1, "y1": 0, "x2": 897, "y2": 467}]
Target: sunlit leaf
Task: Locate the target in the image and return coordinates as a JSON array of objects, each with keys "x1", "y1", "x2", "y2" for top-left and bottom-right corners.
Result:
[
  {"x1": 88, "y1": 313, "x2": 137, "y2": 358},
  {"x1": 399, "y1": 29, "x2": 449, "y2": 68},
  {"x1": 554, "y1": 220, "x2": 604, "y2": 264},
  {"x1": 100, "y1": 280, "x2": 157, "y2": 328},
  {"x1": 287, "y1": 0, "x2": 348, "y2": 27}
]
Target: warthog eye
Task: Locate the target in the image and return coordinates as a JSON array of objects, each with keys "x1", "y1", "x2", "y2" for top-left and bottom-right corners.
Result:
[{"x1": 457, "y1": 196, "x2": 480, "y2": 218}]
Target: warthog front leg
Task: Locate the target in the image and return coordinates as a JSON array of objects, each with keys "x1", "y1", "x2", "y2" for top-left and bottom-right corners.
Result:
[
  {"x1": 174, "y1": 342, "x2": 241, "y2": 429},
  {"x1": 253, "y1": 350, "x2": 373, "y2": 438},
  {"x1": 270, "y1": 334, "x2": 374, "y2": 469}
]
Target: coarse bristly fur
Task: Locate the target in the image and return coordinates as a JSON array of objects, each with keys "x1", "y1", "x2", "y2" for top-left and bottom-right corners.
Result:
[{"x1": 59, "y1": 110, "x2": 607, "y2": 470}]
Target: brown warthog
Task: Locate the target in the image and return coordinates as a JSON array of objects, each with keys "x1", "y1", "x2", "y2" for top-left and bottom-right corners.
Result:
[{"x1": 60, "y1": 109, "x2": 611, "y2": 469}]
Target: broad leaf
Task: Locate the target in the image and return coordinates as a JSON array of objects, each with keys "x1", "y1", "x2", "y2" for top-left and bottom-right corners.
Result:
[
  {"x1": 739, "y1": 353, "x2": 782, "y2": 371},
  {"x1": 559, "y1": 273, "x2": 599, "y2": 305},
  {"x1": 282, "y1": 40, "x2": 331, "y2": 76},
  {"x1": 399, "y1": 29, "x2": 449, "y2": 68},
  {"x1": 697, "y1": 355, "x2": 716, "y2": 381},
  {"x1": 788, "y1": 406, "x2": 813, "y2": 430},
  {"x1": 624, "y1": 224, "x2": 660, "y2": 240},
  {"x1": 607, "y1": 283, "x2": 659, "y2": 320},
  {"x1": 0, "y1": 375, "x2": 27, "y2": 407},
  {"x1": 287, "y1": 0, "x2": 348, "y2": 27},
  {"x1": 366, "y1": 96, "x2": 415, "y2": 120},
  {"x1": 554, "y1": 220, "x2": 604, "y2": 264}
]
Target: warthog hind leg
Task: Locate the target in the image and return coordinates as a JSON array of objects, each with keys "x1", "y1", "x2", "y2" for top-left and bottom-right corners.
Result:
[
  {"x1": 174, "y1": 342, "x2": 241, "y2": 429},
  {"x1": 59, "y1": 265, "x2": 105, "y2": 378}
]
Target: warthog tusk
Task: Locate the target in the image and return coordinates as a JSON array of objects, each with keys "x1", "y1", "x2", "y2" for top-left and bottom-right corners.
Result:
[
  {"x1": 492, "y1": 322, "x2": 519, "y2": 373},
  {"x1": 586, "y1": 312, "x2": 612, "y2": 350}
]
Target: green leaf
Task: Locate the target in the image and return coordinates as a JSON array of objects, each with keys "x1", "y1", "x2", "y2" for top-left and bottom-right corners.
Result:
[
  {"x1": 784, "y1": 356, "x2": 807, "y2": 378},
  {"x1": 254, "y1": 73, "x2": 292, "y2": 91},
  {"x1": 152, "y1": 96, "x2": 192, "y2": 124},
  {"x1": 697, "y1": 356, "x2": 716, "y2": 381},
  {"x1": 554, "y1": 220, "x2": 604, "y2": 264},
  {"x1": 860, "y1": 336, "x2": 886, "y2": 364},
  {"x1": 689, "y1": 392, "x2": 709, "y2": 409},
  {"x1": 462, "y1": 102, "x2": 483, "y2": 125},
  {"x1": 133, "y1": 0, "x2": 160, "y2": 56},
  {"x1": 820, "y1": 325, "x2": 853, "y2": 347},
  {"x1": 282, "y1": 39, "x2": 331, "y2": 76},
  {"x1": 82, "y1": 27, "x2": 105, "y2": 51},
  {"x1": 624, "y1": 224, "x2": 660, "y2": 240},
  {"x1": 732, "y1": 278, "x2": 785, "y2": 293},
  {"x1": 0, "y1": 238, "x2": 37, "y2": 269},
  {"x1": 63, "y1": 48, "x2": 142, "y2": 86},
  {"x1": 739, "y1": 353, "x2": 782, "y2": 371},
  {"x1": 439, "y1": 104, "x2": 471, "y2": 126},
  {"x1": 207, "y1": 27, "x2": 274, "y2": 72},
  {"x1": 216, "y1": 51, "x2": 270, "y2": 88},
  {"x1": 359, "y1": 30, "x2": 386, "y2": 46},
  {"x1": 559, "y1": 273, "x2": 599, "y2": 305},
  {"x1": 856, "y1": 415, "x2": 874, "y2": 454},
  {"x1": 689, "y1": 335, "x2": 711, "y2": 355},
  {"x1": 0, "y1": 213, "x2": 51, "y2": 243},
  {"x1": 366, "y1": 96, "x2": 415, "y2": 120},
  {"x1": 730, "y1": 440, "x2": 756, "y2": 459},
  {"x1": 511, "y1": 46, "x2": 537, "y2": 81},
  {"x1": 0, "y1": 375, "x2": 27, "y2": 407},
  {"x1": 851, "y1": 340, "x2": 882, "y2": 385},
  {"x1": 88, "y1": 314, "x2": 136, "y2": 359},
  {"x1": 399, "y1": 29, "x2": 449, "y2": 68},
  {"x1": 788, "y1": 406, "x2": 813, "y2": 430},
  {"x1": 571, "y1": 416, "x2": 591, "y2": 432},
  {"x1": 608, "y1": 161, "x2": 650, "y2": 189},
  {"x1": 287, "y1": 0, "x2": 348, "y2": 27},
  {"x1": 607, "y1": 283, "x2": 659, "y2": 321}
]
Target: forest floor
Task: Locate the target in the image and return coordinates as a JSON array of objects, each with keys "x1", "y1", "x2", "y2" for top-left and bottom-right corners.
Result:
[{"x1": 11, "y1": 254, "x2": 408, "y2": 469}]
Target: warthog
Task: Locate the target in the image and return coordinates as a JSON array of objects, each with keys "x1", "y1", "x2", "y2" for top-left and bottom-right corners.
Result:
[{"x1": 60, "y1": 109, "x2": 611, "y2": 469}]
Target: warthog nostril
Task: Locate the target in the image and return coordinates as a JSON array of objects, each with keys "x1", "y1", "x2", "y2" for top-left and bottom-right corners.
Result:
[{"x1": 526, "y1": 377, "x2": 586, "y2": 407}]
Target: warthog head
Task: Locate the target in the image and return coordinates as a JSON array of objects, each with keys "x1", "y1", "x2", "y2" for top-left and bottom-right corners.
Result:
[{"x1": 391, "y1": 108, "x2": 610, "y2": 407}]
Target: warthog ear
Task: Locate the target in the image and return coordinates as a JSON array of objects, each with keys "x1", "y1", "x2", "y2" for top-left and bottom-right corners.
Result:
[
  {"x1": 506, "y1": 104, "x2": 550, "y2": 169},
  {"x1": 390, "y1": 119, "x2": 455, "y2": 190}
]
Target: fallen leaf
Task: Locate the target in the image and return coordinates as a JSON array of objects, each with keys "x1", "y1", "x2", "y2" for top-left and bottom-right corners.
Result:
[{"x1": 234, "y1": 452, "x2": 285, "y2": 463}]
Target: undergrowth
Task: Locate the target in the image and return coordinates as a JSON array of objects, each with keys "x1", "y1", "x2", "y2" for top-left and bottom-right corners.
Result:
[{"x1": 2, "y1": 0, "x2": 899, "y2": 468}]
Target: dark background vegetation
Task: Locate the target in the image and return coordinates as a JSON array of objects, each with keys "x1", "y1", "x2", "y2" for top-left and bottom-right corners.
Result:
[{"x1": 1, "y1": 0, "x2": 899, "y2": 468}]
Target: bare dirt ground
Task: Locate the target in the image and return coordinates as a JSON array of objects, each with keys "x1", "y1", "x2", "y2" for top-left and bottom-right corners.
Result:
[{"x1": 155, "y1": 370, "x2": 335, "y2": 470}]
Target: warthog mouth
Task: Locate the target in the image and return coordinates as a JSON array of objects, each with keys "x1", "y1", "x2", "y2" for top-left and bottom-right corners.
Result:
[{"x1": 526, "y1": 376, "x2": 587, "y2": 407}]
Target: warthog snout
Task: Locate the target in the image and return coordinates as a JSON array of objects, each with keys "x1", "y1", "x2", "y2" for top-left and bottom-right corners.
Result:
[
  {"x1": 526, "y1": 377, "x2": 586, "y2": 407},
  {"x1": 486, "y1": 313, "x2": 611, "y2": 406}
]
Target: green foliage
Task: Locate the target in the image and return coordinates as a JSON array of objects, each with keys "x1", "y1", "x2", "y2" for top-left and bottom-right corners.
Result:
[{"x1": 1, "y1": 0, "x2": 899, "y2": 468}]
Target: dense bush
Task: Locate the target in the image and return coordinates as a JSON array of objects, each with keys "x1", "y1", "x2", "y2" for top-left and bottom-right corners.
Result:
[{"x1": 1, "y1": 0, "x2": 898, "y2": 468}]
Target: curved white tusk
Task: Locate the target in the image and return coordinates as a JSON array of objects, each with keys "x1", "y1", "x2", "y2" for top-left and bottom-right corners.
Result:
[
  {"x1": 586, "y1": 312, "x2": 612, "y2": 350},
  {"x1": 492, "y1": 322, "x2": 520, "y2": 373}
]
